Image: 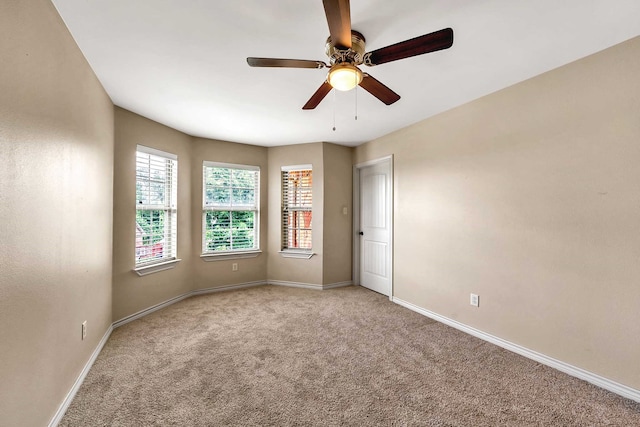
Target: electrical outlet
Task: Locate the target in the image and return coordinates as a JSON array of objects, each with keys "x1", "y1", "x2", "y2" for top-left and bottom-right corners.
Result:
[
  {"x1": 82, "y1": 321, "x2": 87, "y2": 340},
  {"x1": 470, "y1": 294, "x2": 479, "y2": 307},
  {"x1": 232, "y1": 263, "x2": 238, "y2": 272}
]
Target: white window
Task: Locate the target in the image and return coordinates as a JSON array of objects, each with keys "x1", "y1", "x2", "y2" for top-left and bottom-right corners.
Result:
[
  {"x1": 281, "y1": 165, "x2": 312, "y2": 251},
  {"x1": 202, "y1": 162, "x2": 260, "y2": 254},
  {"x1": 135, "y1": 146, "x2": 177, "y2": 266}
]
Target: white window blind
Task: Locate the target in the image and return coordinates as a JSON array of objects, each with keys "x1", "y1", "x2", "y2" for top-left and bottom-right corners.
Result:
[
  {"x1": 202, "y1": 162, "x2": 260, "y2": 253},
  {"x1": 135, "y1": 146, "x2": 177, "y2": 266},
  {"x1": 282, "y1": 166, "x2": 312, "y2": 250}
]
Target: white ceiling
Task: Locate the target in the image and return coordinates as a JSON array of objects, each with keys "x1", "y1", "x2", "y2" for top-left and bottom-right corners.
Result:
[{"x1": 51, "y1": 0, "x2": 640, "y2": 147}]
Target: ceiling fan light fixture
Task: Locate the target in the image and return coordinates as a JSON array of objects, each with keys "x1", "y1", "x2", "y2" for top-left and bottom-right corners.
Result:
[{"x1": 328, "y1": 63, "x2": 363, "y2": 91}]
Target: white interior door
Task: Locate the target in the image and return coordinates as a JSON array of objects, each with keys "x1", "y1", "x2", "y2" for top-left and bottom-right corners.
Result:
[{"x1": 359, "y1": 160, "x2": 392, "y2": 296}]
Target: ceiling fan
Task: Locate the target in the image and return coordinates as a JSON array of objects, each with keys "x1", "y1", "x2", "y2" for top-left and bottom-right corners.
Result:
[{"x1": 247, "y1": 0, "x2": 453, "y2": 110}]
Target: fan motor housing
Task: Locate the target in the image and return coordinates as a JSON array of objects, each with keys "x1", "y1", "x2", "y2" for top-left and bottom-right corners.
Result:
[{"x1": 325, "y1": 30, "x2": 366, "y2": 65}]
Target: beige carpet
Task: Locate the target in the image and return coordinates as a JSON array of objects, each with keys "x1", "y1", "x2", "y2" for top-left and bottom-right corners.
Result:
[{"x1": 61, "y1": 285, "x2": 639, "y2": 426}]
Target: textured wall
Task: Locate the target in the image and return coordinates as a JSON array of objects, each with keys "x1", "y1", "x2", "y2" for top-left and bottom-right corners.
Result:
[
  {"x1": 267, "y1": 143, "x2": 325, "y2": 285},
  {"x1": 0, "y1": 1, "x2": 114, "y2": 425},
  {"x1": 355, "y1": 37, "x2": 640, "y2": 390},
  {"x1": 112, "y1": 108, "x2": 193, "y2": 322},
  {"x1": 322, "y1": 143, "x2": 353, "y2": 285},
  {"x1": 190, "y1": 137, "x2": 269, "y2": 290}
]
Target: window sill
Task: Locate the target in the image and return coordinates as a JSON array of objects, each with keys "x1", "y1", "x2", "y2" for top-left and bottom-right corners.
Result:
[
  {"x1": 279, "y1": 251, "x2": 315, "y2": 259},
  {"x1": 201, "y1": 250, "x2": 262, "y2": 262},
  {"x1": 134, "y1": 258, "x2": 181, "y2": 276}
]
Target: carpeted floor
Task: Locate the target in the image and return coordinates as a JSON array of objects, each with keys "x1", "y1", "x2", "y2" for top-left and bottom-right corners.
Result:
[{"x1": 60, "y1": 285, "x2": 640, "y2": 426}]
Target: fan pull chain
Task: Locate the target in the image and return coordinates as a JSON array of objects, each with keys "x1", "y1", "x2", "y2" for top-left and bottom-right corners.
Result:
[
  {"x1": 332, "y1": 89, "x2": 336, "y2": 131},
  {"x1": 354, "y1": 68, "x2": 358, "y2": 121}
]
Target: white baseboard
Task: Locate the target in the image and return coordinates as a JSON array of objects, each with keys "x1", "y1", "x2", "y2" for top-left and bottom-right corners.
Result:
[
  {"x1": 113, "y1": 279, "x2": 350, "y2": 328},
  {"x1": 48, "y1": 325, "x2": 113, "y2": 427},
  {"x1": 113, "y1": 293, "x2": 191, "y2": 329},
  {"x1": 269, "y1": 280, "x2": 323, "y2": 290},
  {"x1": 190, "y1": 280, "x2": 268, "y2": 296},
  {"x1": 392, "y1": 297, "x2": 640, "y2": 404},
  {"x1": 323, "y1": 281, "x2": 353, "y2": 289},
  {"x1": 113, "y1": 281, "x2": 267, "y2": 328},
  {"x1": 268, "y1": 280, "x2": 353, "y2": 290},
  {"x1": 115, "y1": 279, "x2": 350, "y2": 329}
]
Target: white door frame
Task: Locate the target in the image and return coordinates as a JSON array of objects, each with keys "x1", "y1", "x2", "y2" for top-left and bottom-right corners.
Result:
[{"x1": 353, "y1": 155, "x2": 394, "y2": 299}]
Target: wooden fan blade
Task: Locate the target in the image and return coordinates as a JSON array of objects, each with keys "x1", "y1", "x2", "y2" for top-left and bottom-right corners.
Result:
[
  {"x1": 303, "y1": 81, "x2": 333, "y2": 110},
  {"x1": 359, "y1": 74, "x2": 400, "y2": 105},
  {"x1": 323, "y1": 0, "x2": 352, "y2": 49},
  {"x1": 247, "y1": 57, "x2": 326, "y2": 69},
  {"x1": 365, "y1": 28, "x2": 453, "y2": 66}
]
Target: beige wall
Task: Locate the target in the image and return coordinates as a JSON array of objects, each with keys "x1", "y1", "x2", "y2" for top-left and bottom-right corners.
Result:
[
  {"x1": 3, "y1": 2, "x2": 635, "y2": 421},
  {"x1": 355, "y1": 37, "x2": 640, "y2": 389},
  {"x1": 267, "y1": 143, "x2": 325, "y2": 285},
  {"x1": 112, "y1": 108, "x2": 193, "y2": 322},
  {"x1": 191, "y1": 138, "x2": 268, "y2": 290},
  {"x1": 322, "y1": 143, "x2": 353, "y2": 285},
  {"x1": 113, "y1": 117, "x2": 269, "y2": 320},
  {"x1": 266, "y1": 142, "x2": 354, "y2": 287},
  {"x1": 112, "y1": 124, "x2": 349, "y2": 317},
  {"x1": 0, "y1": 1, "x2": 114, "y2": 425},
  {"x1": 8, "y1": 0, "x2": 636, "y2": 419}
]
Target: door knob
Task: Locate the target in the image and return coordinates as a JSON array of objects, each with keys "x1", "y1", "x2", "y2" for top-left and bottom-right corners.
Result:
[{"x1": 359, "y1": 231, "x2": 364, "y2": 235}]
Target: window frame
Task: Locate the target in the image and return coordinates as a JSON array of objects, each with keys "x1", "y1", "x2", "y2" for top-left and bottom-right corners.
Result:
[
  {"x1": 134, "y1": 145, "x2": 179, "y2": 275},
  {"x1": 280, "y1": 165, "x2": 313, "y2": 258},
  {"x1": 201, "y1": 161, "x2": 261, "y2": 260}
]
